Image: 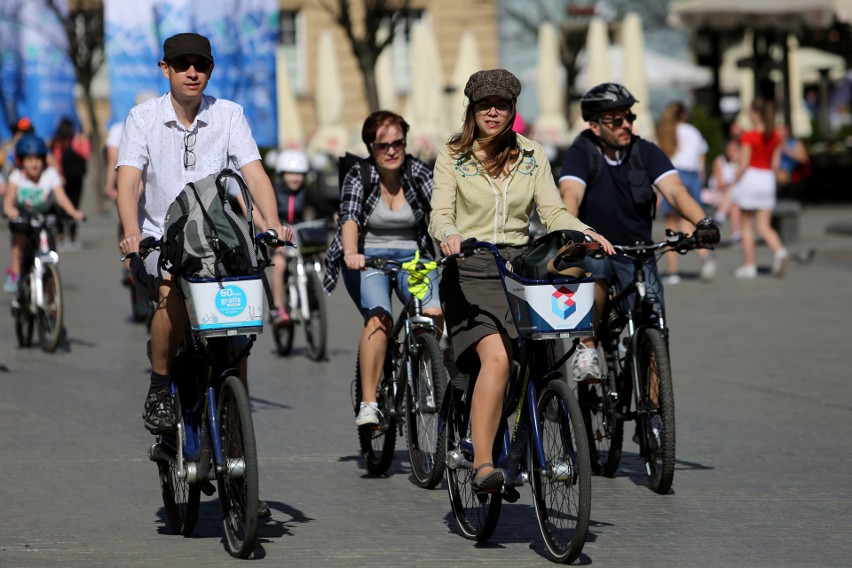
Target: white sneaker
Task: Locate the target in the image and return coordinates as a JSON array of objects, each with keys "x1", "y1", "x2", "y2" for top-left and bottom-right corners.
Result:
[
  {"x1": 663, "y1": 273, "x2": 681, "y2": 285},
  {"x1": 699, "y1": 255, "x2": 717, "y2": 282},
  {"x1": 355, "y1": 403, "x2": 380, "y2": 427},
  {"x1": 772, "y1": 248, "x2": 789, "y2": 278},
  {"x1": 734, "y1": 264, "x2": 757, "y2": 279},
  {"x1": 572, "y1": 343, "x2": 602, "y2": 383}
]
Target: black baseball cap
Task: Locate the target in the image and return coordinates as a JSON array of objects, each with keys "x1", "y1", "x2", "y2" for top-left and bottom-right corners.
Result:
[{"x1": 162, "y1": 33, "x2": 213, "y2": 63}]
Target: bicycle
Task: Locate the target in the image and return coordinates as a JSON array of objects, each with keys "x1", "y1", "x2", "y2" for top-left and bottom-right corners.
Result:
[
  {"x1": 270, "y1": 219, "x2": 329, "y2": 361},
  {"x1": 440, "y1": 241, "x2": 592, "y2": 563},
  {"x1": 576, "y1": 230, "x2": 701, "y2": 494},
  {"x1": 131, "y1": 229, "x2": 288, "y2": 558},
  {"x1": 351, "y1": 255, "x2": 447, "y2": 488},
  {"x1": 10, "y1": 212, "x2": 64, "y2": 352}
]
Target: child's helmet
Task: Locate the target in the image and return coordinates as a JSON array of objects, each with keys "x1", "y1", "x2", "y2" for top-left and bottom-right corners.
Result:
[
  {"x1": 275, "y1": 150, "x2": 310, "y2": 174},
  {"x1": 15, "y1": 134, "x2": 48, "y2": 159}
]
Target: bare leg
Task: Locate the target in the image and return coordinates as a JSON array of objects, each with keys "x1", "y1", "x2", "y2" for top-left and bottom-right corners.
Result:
[
  {"x1": 358, "y1": 313, "x2": 391, "y2": 403},
  {"x1": 740, "y1": 210, "x2": 756, "y2": 267},
  {"x1": 755, "y1": 209, "x2": 783, "y2": 253},
  {"x1": 471, "y1": 333, "x2": 512, "y2": 477},
  {"x1": 150, "y1": 277, "x2": 186, "y2": 376}
]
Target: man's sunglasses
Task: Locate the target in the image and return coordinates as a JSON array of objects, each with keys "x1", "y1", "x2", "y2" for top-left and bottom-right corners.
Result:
[
  {"x1": 598, "y1": 112, "x2": 637, "y2": 128},
  {"x1": 371, "y1": 139, "x2": 406, "y2": 153},
  {"x1": 168, "y1": 57, "x2": 212, "y2": 74}
]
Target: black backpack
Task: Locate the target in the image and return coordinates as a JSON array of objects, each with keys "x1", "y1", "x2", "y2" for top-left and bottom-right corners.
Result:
[{"x1": 160, "y1": 169, "x2": 258, "y2": 279}]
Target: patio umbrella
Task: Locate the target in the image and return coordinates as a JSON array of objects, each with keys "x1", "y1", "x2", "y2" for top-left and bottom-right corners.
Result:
[
  {"x1": 405, "y1": 20, "x2": 446, "y2": 161},
  {"x1": 787, "y1": 36, "x2": 812, "y2": 138},
  {"x1": 307, "y1": 29, "x2": 348, "y2": 158},
  {"x1": 575, "y1": 47, "x2": 712, "y2": 90},
  {"x1": 448, "y1": 31, "x2": 482, "y2": 134},
  {"x1": 532, "y1": 22, "x2": 569, "y2": 147},
  {"x1": 621, "y1": 12, "x2": 650, "y2": 138},
  {"x1": 376, "y1": 28, "x2": 398, "y2": 112},
  {"x1": 276, "y1": 45, "x2": 305, "y2": 150},
  {"x1": 585, "y1": 17, "x2": 611, "y2": 88},
  {"x1": 736, "y1": 29, "x2": 755, "y2": 131}
]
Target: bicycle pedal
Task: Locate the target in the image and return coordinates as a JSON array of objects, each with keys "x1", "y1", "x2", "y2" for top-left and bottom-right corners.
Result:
[
  {"x1": 199, "y1": 479, "x2": 216, "y2": 496},
  {"x1": 502, "y1": 486, "x2": 521, "y2": 503}
]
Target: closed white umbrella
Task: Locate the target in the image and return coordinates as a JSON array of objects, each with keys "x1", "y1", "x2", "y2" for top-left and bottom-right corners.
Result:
[
  {"x1": 448, "y1": 31, "x2": 482, "y2": 134},
  {"x1": 532, "y1": 22, "x2": 569, "y2": 146},
  {"x1": 405, "y1": 20, "x2": 446, "y2": 161},
  {"x1": 787, "y1": 35, "x2": 812, "y2": 138},
  {"x1": 375, "y1": 28, "x2": 398, "y2": 112},
  {"x1": 736, "y1": 29, "x2": 755, "y2": 130},
  {"x1": 585, "y1": 17, "x2": 611, "y2": 89},
  {"x1": 276, "y1": 45, "x2": 305, "y2": 150},
  {"x1": 621, "y1": 12, "x2": 650, "y2": 138},
  {"x1": 307, "y1": 30, "x2": 348, "y2": 158}
]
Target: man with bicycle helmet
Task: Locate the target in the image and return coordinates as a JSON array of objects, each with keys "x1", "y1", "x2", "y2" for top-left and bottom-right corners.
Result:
[
  {"x1": 3, "y1": 134, "x2": 84, "y2": 293},
  {"x1": 558, "y1": 83, "x2": 719, "y2": 383}
]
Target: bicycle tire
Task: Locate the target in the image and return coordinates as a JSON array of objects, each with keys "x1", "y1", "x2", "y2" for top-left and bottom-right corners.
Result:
[
  {"x1": 302, "y1": 269, "x2": 327, "y2": 361},
  {"x1": 577, "y1": 343, "x2": 624, "y2": 477},
  {"x1": 530, "y1": 380, "x2": 591, "y2": 564},
  {"x1": 405, "y1": 331, "x2": 446, "y2": 488},
  {"x1": 157, "y1": 389, "x2": 201, "y2": 536},
  {"x1": 37, "y1": 263, "x2": 63, "y2": 352},
  {"x1": 14, "y1": 275, "x2": 34, "y2": 348},
  {"x1": 444, "y1": 383, "x2": 502, "y2": 541},
  {"x1": 637, "y1": 328, "x2": 676, "y2": 494},
  {"x1": 354, "y1": 351, "x2": 397, "y2": 475},
  {"x1": 217, "y1": 375, "x2": 259, "y2": 558}
]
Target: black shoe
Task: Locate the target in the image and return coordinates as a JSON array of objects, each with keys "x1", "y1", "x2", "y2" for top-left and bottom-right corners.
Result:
[
  {"x1": 143, "y1": 388, "x2": 176, "y2": 434},
  {"x1": 471, "y1": 464, "x2": 504, "y2": 493},
  {"x1": 257, "y1": 499, "x2": 272, "y2": 518}
]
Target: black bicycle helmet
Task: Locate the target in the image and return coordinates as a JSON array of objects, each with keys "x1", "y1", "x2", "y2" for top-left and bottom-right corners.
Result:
[
  {"x1": 15, "y1": 134, "x2": 48, "y2": 159},
  {"x1": 580, "y1": 83, "x2": 637, "y2": 121}
]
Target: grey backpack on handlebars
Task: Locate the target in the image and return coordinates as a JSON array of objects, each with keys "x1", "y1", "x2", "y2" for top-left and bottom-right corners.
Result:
[{"x1": 160, "y1": 169, "x2": 258, "y2": 279}]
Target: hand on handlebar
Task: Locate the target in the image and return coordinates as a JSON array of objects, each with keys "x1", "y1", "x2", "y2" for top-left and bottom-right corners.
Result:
[
  {"x1": 119, "y1": 233, "x2": 145, "y2": 257},
  {"x1": 692, "y1": 217, "x2": 721, "y2": 246},
  {"x1": 584, "y1": 230, "x2": 615, "y2": 256},
  {"x1": 343, "y1": 251, "x2": 366, "y2": 270},
  {"x1": 439, "y1": 233, "x2": 464, "y2": 257}
]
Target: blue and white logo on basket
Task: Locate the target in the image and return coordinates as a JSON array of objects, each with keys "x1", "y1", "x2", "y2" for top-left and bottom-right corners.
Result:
[
  {"x1": 216, "y1": 285, "x2": 248, "y2": 317},
  {"x1": 551, "y1": 286, "x2": 578, "y2": 319},
  {"x1": 505, "y1": 277, "x2": 595, "y2": 336}
]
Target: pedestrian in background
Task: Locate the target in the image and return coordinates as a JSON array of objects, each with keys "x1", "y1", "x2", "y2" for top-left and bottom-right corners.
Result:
[
  {"x1": 730, "y1": 98, "x2": 788, "y2": 279},
  {"x1": 50, "y1": 117, "x2": 91, "y2": 251}
]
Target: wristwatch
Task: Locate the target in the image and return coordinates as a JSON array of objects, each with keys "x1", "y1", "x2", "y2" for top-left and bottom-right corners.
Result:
[{"x1": 695, "y1": 217, "x2": 714, "y2": 227}]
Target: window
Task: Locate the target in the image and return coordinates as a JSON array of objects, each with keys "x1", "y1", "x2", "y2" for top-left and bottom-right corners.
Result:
[{"x1": 279, "y1": 10, "x2": 306, "y2": 94}]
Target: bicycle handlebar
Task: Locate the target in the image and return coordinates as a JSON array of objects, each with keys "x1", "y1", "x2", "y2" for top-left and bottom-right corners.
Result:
[
  {"x1": 121, "y1": 230, "x2": 292, "y2": 262},
  {"x1": 590, "y1": 230, "x2": 700, "y2": 260}
]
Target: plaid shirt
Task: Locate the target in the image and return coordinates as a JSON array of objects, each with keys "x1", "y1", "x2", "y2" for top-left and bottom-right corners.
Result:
[{"x1": 323, "y1": 155, "x2": 435, "y2": 293}]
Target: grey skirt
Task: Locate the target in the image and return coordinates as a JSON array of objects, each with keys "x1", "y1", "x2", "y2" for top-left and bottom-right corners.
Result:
[{"x1": 439, "y1": 246, "x2": 526, "y2": 373}]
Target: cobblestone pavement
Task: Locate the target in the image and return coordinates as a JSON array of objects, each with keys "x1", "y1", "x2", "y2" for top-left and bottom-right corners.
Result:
[{"x1": 1, "y1": 205, "x2": 850, "y2": 567}]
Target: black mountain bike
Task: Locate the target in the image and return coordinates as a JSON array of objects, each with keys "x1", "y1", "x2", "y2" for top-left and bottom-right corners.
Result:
[
  {"x1": 352, "y1": 256, "x2": 447, "y2": 488},
  {"x1": 577, "y1": 230, "x2": 702, "y2": 494}
]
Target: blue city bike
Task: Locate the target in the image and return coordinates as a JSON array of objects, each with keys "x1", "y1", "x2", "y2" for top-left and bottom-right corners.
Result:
[
  {"x1": 128, "y1": 230, "x2": 288, "y2": 558},
  {"x1": 439, "y1": 241, "x2": 592, "y2": 564}
]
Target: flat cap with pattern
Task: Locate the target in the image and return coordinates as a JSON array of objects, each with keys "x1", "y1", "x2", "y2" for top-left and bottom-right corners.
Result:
[{"x1": 464, "y1": 69, "x2": 522, "y2": 103}]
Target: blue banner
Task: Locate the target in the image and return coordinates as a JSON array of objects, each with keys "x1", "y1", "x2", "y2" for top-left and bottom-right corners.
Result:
[{"x1": 104, "y1": 0, "x2": 278, "y2": 147}]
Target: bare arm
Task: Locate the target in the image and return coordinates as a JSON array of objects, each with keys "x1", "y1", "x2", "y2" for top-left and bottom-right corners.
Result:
[
  {"x1": 239, "y1": 159, "x2": 293, "y2": 242},
  {"x1": 104, "y1": 145, "x2": 119, "y2": 201},
  {"x1": 4, "y1": 181, "x2": 18, "y2": 218},
  {"x1": 116, "y1": 165, "x2": 144, "y2": 254},
  {"x1": 558, "y1": 178, "x2": 586, "y2": 216},
  {"x1": 340, "y1": 219, "x2": 365, "y2": 269},
  {"x1": 51, "y1": 184, "x2": 84, "y2": 221}
]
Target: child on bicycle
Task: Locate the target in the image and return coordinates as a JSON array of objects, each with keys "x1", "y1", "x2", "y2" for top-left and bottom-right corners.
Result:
[
  {"x1": 3, "y1": 134, "x2": 84, "y2": 293},
  {"x1": 429, "y1": 69, "x2": 613, "y2": 492}
]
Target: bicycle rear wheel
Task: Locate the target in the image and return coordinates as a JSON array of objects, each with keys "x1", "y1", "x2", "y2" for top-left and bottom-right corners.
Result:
[
  {"x1": 354, "y1": 351, "x2": 397, "y2": 475},
  {"x1": 444, "y1": 384, "x2": 501, "y2": 541},
  {"x1": 405, "y1": 331, "x2": 446, "y2": 488},
  {"x1": 576, "y1": 343, "x2": 623, "y2": 477},
  {"x1": 530, "y1": 380, "x2": 591, "y2": 564},
  {"x1": 157, "y1": 390, "x2": 201, "y2": 536},
  {"x1": 303, "y1": 269, "x2": 327, "y2": 361},
  {"x1": 637, "y1": 328, "x2": 676, "y2": 494},
  {"x1": 217, "y1": 375, "x2": 259, "y2": 558},
  {"x1": 37, "y1": 264, "x2": 63, "y2": 352},
  {"x1": 14, "y1": 276, "x2": 34, "y2": 348}
]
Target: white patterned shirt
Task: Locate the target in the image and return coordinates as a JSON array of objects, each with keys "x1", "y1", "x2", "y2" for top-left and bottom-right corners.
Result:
[{"x1": 117, "y1": 93, "x2": 261, "y2": 237}]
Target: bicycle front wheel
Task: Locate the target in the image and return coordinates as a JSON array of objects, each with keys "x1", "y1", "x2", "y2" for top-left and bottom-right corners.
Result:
[
  {"x1": 444, "y1": 384, "x2": 501, "y2": 542},
  {"x1": 157, "y1": 389, "x2": 201, "y2": 535},
  {"x1": 14, "y1": 275, "x2": 34, "y2": 348},
  {"x1": 217, "y1": 375, "x2": 259, "y2": 558},
  {"x1": 302, "y1": 269, "x2": 327, "y2": 361},
  {"x1": 577, "y1": 343, "x2": 624, "y2": 477},
  {"x1": 405, "y1": 331, "x2": 446, "y2": 488},
  {"x1": 637, "y1": 328, "x2": 676, "y2": 494},
  {"x1": 354, "y1": 351, "x2": 397, "y2": 475},
  {"x1": 37, "y1": 263, "x2": 63, "y2": 352},
  {"x1": 530, "y1": 380, "x2": 591, "y2": 564}
]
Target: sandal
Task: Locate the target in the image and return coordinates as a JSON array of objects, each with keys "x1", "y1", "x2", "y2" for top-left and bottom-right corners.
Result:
[
  {"x1": 471, "y1": 462, "x2": 504, "y2": 493},
  {"x1": 273, "y1": 306, "x2": 292, "y2": 328}
]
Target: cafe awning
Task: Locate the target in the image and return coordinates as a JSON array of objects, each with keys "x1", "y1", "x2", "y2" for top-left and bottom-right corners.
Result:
[{"x1": 669, "y1": 0, "x2": 852, "y2": 31}]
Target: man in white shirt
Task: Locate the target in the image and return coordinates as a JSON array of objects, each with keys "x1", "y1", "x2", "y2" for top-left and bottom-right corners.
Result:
[{"x1": 116, "y1": 32, "x2": 292, "y2": 436}]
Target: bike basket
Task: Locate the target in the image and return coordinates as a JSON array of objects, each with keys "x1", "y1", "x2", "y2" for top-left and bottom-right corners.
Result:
[
  {"x1": 501, "y1": 269, "x2": 596, "y2": 340},
  {"x1": 181, "y1": 275, "x2": 265, "y2": 337},
  {"x1": 296, "y1": 223, "x2": 329, "y2": 255}
]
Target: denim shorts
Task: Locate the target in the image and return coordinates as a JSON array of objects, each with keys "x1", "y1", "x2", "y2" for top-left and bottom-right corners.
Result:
[
  {"x1": 660, "y1": 169, "x2": 702, "y2": 215},
  {"x1": 342, "y1": 247, "x2": 441, "y2": 321},
  {"x1": 584, "y1": 253, "x2": 666, "y2": 315}
]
